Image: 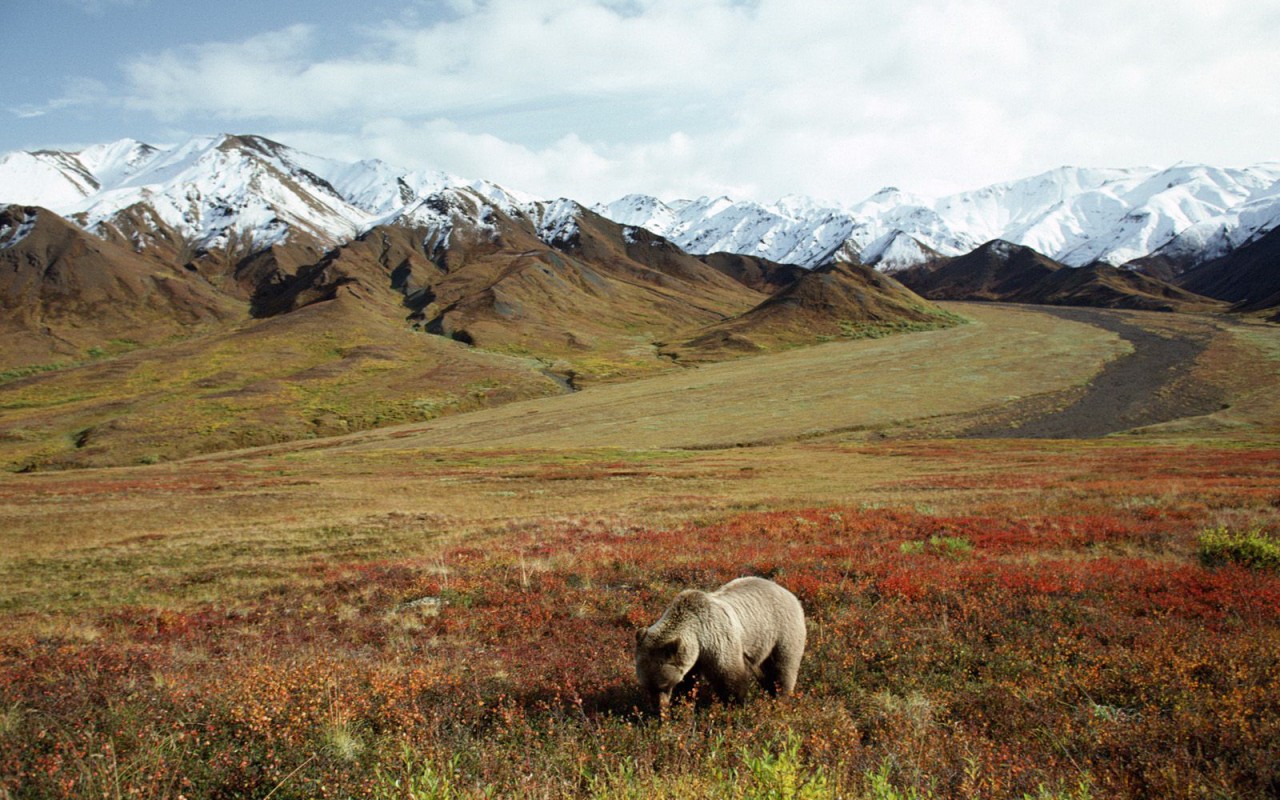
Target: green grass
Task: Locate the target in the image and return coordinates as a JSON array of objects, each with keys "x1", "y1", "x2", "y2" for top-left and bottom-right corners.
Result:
[
  {"x1": 0, "y1": 301, "x2": 563, "y2": 471},
  {"x1": 1, "y1": 340, "x2": 144, "y2": 384},
  {"x1": 900, "y1": 535, "x2": 973, "y2": 558},
  {"x1": 837, "y1": 309, "x2": 970, "y2": 341},
  {"x1": 356, "y1": 304, "x2": 1124, "y2": 452},
  {"x1": 0, "y1": 361, "x2": 69, "y2": 384},
  {"x1": 9, "y1": 303, "x2": 1266, "y2": 472}
]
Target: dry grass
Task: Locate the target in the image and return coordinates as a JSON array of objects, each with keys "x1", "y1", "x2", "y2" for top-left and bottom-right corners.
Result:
[
  {"x1": 2, "y1": 442, "x2": 1278, "y2": 797},
  {"x1": 3, "y1": 303, "x2": 1277, "y2": 601},
  {"x1": 4, "y1": 433, "x2": 1276, "y2": 619}
]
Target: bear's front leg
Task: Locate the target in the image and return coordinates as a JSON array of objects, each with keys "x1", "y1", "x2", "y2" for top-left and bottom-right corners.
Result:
[{"x1": 704, "y1": 651, "x2": 755, "y2": 704}]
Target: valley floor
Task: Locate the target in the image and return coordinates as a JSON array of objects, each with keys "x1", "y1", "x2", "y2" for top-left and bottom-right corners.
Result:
[
  {"x1": 964, "y1": 306, "x2": 1237, "y2": 439},
  {"x1": 1, "y1": 303, "x2": 1279, "y2": 798}
]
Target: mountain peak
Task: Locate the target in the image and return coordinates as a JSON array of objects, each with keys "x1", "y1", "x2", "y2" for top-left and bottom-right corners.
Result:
[{"x1": 212, "y1": 133, "x2": 290, "y2": 162}]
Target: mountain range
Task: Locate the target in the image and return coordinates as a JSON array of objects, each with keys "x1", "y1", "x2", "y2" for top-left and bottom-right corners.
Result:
[
  {"x1": 4, "y1": 133, "x2": 1275, "y2": 321},
  {"x1": 598, "y1": 164, "x2": 1280, "y2": 272},
  {"x1": 0, "y1": 133, "x2": 1276, "y2": 470},
  {"x1": 4, "y1": 134, "x2": 1279, "y2": 277}
]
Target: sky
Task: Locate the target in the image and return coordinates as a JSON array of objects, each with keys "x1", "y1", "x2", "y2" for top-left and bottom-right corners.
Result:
[{"x1": 2, "y1": 0, "x2": 1279, "y2": 204}]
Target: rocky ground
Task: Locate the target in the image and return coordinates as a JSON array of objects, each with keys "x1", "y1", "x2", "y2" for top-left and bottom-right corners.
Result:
[{"x1": 963, "y1": 306, "x2": 1226, "y2": 439}]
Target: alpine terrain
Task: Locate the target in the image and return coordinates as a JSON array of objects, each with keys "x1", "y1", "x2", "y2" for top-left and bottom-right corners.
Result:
[
  {"x1": 598, "y1": 163, "x2": 1280, "y2": 274},
  {"x1": 0, "y1": 133, "x2": 1277, "y2": 470},
  {"x1": 3, "y1": 134, "x2": 1280, "y2": 800}
]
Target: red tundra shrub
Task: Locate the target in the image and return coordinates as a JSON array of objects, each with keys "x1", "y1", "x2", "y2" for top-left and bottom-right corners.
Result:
[{"x1": 3, "y1": 496, "x2": 1279, "y2": 798}]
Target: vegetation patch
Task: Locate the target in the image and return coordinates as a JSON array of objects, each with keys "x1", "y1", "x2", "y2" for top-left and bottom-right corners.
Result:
[
  {"x1": 900, "y1": 534, "x2": 974, "y2": 558},
  {"x1": 3, "y1": 499, "x2": 1278, "y2": 798},
  {"x1": 837, "y1": 309, "x2": 969, "y2": 341},
  {"x1": 0, "y1": 361, "x2": 69, "y2": 384},
  {"x1": 1199, "y1": 526, "x2": 1280, "y2": 571}
]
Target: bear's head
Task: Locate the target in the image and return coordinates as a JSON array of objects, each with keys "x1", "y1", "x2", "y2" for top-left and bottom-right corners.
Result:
[{"x1": 635, "y1": 628, "x2": 696, "y2": 712}]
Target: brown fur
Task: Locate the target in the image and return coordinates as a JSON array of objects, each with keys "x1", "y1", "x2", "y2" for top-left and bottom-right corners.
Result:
[{"x1": 635, "y1": 576, "x2": 806, "y2": 711}]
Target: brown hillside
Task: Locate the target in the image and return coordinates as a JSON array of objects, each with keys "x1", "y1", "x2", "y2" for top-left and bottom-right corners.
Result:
[
  {"x1": 0, "y1": 292, "x2": 565, "y2": 471},
  {"x1": 895, "y1": 240, "x2": 1061, "y2": 300},
  {"x1": 662, "y1": 261, "x2": 960, "y2": 362},
  {"x1": 1178, "y1": 226, "x2": 1280, "y2": 315},
  {"x1": 412, "y1": 199, "x2": 767, "y2": 380},
  {"x1": 697, "y1": 252, "x2": 808, "y2": 294},
  {"x1": 250, "y1": 224, "x2": 446, "y2": 318},
  {"x1": 0, "y1": 196, "x2": 772, "y2": 469},
  {"x1": 235, "y1": 193, "x2": 767, "y2": 382},
  {"x1": 896, "y1": 240, "x2": 1223, "y2": 313},
  {"x1": 0, "y1": 205, "x2": 243, "y2": 369},
  {"x1": 1034, "y1": 262, "x2": 1225, "y2": 312}
]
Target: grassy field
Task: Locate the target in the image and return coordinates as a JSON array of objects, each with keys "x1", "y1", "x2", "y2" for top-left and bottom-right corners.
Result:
[{"x1": 2, "y1": 304, "x2": 1279, "y2": 798}]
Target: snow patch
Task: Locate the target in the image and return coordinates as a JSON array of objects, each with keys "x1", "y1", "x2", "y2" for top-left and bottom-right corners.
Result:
[
  {"x1": 76, "y1": 139, "x2": 161, "y2": 187},
  {"x1": 534, "y1": 198, "x2": 581, "y2": 246},
  {"x1": 862, "y1": 230, "x2": 933, "y2": 271},
  {"x1": 0, "y1": 151, "x2": 98, "y2": 210},
  {"x1": 0, "y1": 209, "x2": 38, "y2": 250}
]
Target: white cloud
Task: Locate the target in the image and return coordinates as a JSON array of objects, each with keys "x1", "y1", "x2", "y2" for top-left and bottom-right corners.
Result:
[
  {"x1": 9, "y1": 78, "x2": 107, "y2": 121},
  {"x1": 272, "y1": 118, "x2": 753, "y2": 203},
  {"x1": 63, "y1": 0, "x2": 150, "y2": 14},
  {"x1": 101, "y1": 0, "x2": 1280, "y2": 202}
]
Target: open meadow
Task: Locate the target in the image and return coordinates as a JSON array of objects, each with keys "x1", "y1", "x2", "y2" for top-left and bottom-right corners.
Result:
[{"x1": 2, "y1": 304, "x2": 1279, "y2": 799}]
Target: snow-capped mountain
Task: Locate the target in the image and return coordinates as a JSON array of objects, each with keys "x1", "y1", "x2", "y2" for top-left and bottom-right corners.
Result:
[
  {"x1": 1, "y1": 134, "x2": 1278, "y2": 274},
  {"x1": 596, "y1": 163, "x2": 1280, "y2": 270},
  {"x1": 0, "y1": 133, "x2": 596, "y2": 266},
  {"x1": 0, "y1": 134, "x2": 375, "y2": 251}
]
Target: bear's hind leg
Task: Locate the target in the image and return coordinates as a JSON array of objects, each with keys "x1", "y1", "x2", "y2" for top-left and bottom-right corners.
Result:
[
  {"x1": 769, "y1": 642, "x2": 802, "y2": 697},
  {"x1": 755, "y1": 650, "x2": 784, "y2": 696}
]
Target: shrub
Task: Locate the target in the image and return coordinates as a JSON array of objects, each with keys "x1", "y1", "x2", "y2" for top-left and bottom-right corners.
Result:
[
  {"x1": 372, "y1": 752, "x2": 462, "y2": 800},
  {"x1": 1198, "y1": 526, "x2": 1280, "y2": 571},
  {"x1": 863, "y1": 762, "x2": 931, "y2": 800},
  {"x1": 6, "y1": 504, "x2": 1280, "y2": 798},
  {"x1": 740, "y1": 733, "x2": 833, "y2": 800}
]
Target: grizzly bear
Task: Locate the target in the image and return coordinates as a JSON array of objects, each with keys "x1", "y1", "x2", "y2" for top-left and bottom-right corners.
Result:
[{"x1": 635, "y1": 576, "x2": 805, "y2": 711}]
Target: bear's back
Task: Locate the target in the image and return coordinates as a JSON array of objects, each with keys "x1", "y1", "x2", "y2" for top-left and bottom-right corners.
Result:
[
  {"x1": 712, "y1": 577, "x2": 804, "y2": 646},
  {"x1": 714, "y1": 576, "x2": 800, "y2": 609}
]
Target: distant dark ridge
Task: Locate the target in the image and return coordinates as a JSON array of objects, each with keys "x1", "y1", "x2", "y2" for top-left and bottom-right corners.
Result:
[
  {"x1": 1177, "y1": 226, "x2": 1280, "y2": 314},
  {"x1": 895, "y1": 239, "x2": 1224, "y2": 313}
]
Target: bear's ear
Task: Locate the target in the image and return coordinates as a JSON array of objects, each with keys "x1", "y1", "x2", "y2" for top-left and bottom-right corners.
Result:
[{"x1": 635, "y1": 628, "x2": 646, "y2": 645}]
